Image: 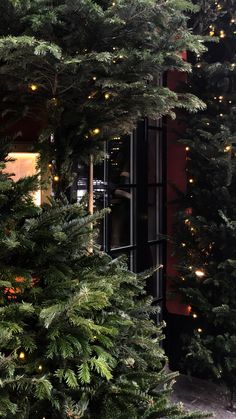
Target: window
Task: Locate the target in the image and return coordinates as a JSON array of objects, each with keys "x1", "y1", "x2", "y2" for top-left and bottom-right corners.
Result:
[
  {"x1": 5, "y1": 152, "x2": 41, "y2": 206},
  {"x1": 76, "y1": 117, "x2": 166, "y2": 311}
]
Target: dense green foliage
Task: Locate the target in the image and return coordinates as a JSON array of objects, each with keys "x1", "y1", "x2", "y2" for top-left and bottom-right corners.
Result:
[
  {"x1": 174, "y1": 0, "x2": 236, "y2": 406},
  {"x1": 0, "y1": 144, "x2": 209, "y2": 418},
  {"x1": 0, "y1": 0, "x2": 206, "y2": 194}
]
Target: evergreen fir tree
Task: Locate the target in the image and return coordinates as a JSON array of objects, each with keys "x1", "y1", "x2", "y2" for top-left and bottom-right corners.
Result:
[
  {"x1": 174, "y1": 0, "x2": 236, "y2": 408},
  {"x1": 0, "y1": 141, "x2": 209, "y2": 418},
  {"x1": 0, "y1": 0, "x2": 206, "y2": 195}
]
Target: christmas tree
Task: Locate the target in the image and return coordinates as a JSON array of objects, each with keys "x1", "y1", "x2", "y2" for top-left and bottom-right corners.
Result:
[
  {"x1": 0, "y1": 140, "x2": 210, "y2": 418},
  {"x1": 0, "y1": 1, "x2": 214, "y2": 417},
  {"x1": 0, "y1": 0, "x2": 206, "y2": 195},
  {"x1": 174, "y1": 0, "x2": 236, "y2": 407}
]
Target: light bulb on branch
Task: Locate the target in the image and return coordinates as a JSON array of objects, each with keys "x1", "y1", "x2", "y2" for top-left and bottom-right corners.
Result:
[
  {"x1": 19, "y1": 351, "x2": 25, "y2": 360},
  {"x1": 29, "y1": 83, "x2": 38, "y2": 92},
  {"x1": 195, "y1": 269, "x2": 205, "y2": 278}
]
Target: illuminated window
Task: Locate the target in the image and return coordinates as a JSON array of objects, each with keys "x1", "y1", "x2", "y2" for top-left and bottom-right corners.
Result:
[{"x1": 5, "y1": 153, "x2": 41, "y2": 206}]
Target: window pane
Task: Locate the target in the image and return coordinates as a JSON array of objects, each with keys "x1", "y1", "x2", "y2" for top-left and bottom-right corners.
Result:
[
  {"x1": 148, "y1": 118, "x2": 162, "y2": 128},
  {"x1": 148, "y1": 129, "x2": 163, "y2": 184},
  {"x1": 148, "y1": 244, "x2": 163, "y2": 299},
  {"x1": 148, "y1": 186, "x2": 163, "y2": 241},
  {"x1": 108, "y1": 136, "x2": 131, "y2": 185},
  {"x1": 110, "y1": 187, "x2": 134, "y2": 249}
]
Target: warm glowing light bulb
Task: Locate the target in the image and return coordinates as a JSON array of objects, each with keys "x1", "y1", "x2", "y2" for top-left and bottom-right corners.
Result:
[
  {"x1": 197, "y1": 328, "x2": 203, "y2": 333},
  {"x1": 193, "y1": 314, "x2": 198, "y2": 319},
  {"x1": 92, "y1": 128, "x2": 101, "y2": 135},
  {"x1": 185, "y1": 146, "x2": 190, "y2": 151},
  {"x1": 181, "y1": 242, "x2": 186, "y2": 247},
  {"x1": 196, "y1": 63, "x2": 201, "y2": 68},
  {"x1": 224, "y1": 145, "x2": 231, "y2": 152},
  {"x1": 19, "y1": 352, "x2": 25, "y2": 360},
  {"x1": 38, "y1": 365, "x2": 43, "y2": 371},
  {"x1": 104, "y1": 93, "x2": 110, "y2": 100},
  {"x1": 219, "y1": 30, "x2": 225, "y2": 38},
  {"x1": 48, "y1": 163, "x2": 52, "y2": 168},
  {"x1": 219, "y1": 95, "x2": 223, "y2": 100},
  {"x1": 92, "y1": 76, "x2": 97, "y2": 81},
  {"x1": 189, "y1": 178, "x2": 194, "y2": 184},
  {"x1": 195, "y1": 269, "x2": 205, "y2": 278},
  {"x1": 53, "y1": 175, "x2": 59, "y2": 182},
  {"x1": 29, "y1": 83, "x2": 38, "y2": 91},
  {"x1": 209, "y1": 31, "x2": 215, "y2": 37},
  {"x1": 184, "y1": 219, "x2": 190, "y2": 224},
  {"x1": 220, "y1": 113, "x2": 223, "y2": 117}
]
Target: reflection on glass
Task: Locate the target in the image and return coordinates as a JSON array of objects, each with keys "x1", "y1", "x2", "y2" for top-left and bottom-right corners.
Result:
[
  {"x1": 148, "y1": 130, "x2": 162, "y2": 184},
  {"x1": 110, "y1": 187, "x2": 132, "y2": 248},
  {"x1": 109, "y1": 136, "x2": 131, "y2": 185},
  {"x1": 149, "y1": 245, "x2": 162, "y2": 299},
  {"x1": 148, "y1": 187, "x2": 161, "y2": 241},
  {"x1": 148, "y1": 118, "x2": 162, "y2": 128},
  {"x1": 77, "y1": 161, "x2": 107, "y2": 246},
  {"x1": 148, "y1": 129, "x2": 162, "y2": 184},
  {"x1": 148, "y1": 130, "x2": 157, "y2": 184},
  {"x1": 109, "y1": 136, "x2": 133, "y2": 249}
]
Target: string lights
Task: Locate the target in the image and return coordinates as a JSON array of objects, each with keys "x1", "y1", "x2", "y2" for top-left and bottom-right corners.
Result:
[
  {"x1": 91, "y1": 128, "x2": 101, "y2": 135},
  {"x1": 19, "y1": 351, "x2": 25, "y2": 360},
  {"x1": 29, "y1": 83, "x2": 38, "y2": 92},
  {"x1": 195, "y1": 269, "x2": 205, "y2": 278}
]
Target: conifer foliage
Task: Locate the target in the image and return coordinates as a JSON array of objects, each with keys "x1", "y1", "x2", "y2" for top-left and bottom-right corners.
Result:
[
  {"x1": 174, "y1": 0, "x2": 236, "y2": 406},
  {"x1": 0, "y1": 144, "x2": 208, "y2": 418},
  {"x1": 0, "y1": 1, "x2": 213, "y2": 418},
  {"x1": 0, "y1": 0, "x2": 206, "y2": 193}
]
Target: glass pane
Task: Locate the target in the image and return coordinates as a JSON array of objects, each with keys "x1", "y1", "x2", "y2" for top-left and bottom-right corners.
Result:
[
  {"x1": 110, "y1": 187, "x2": 133, "y2": 249},
  {"x1": 148, "y1": 129, "x2": 162, "y2": 184},
  {"x1": 108, "y1": 136, "x2": 131, "y2": 185},
  {"x1": 148, "y1": 244, "x2": 162, "y2": 299},
  {"x1": 148, "y1": 130, "x2": 157, "y2": 184},
  {"x1": 148, "y1": 187, "x2": 162, "y2": 241},
  {"x1": 148, "y1": 118, "x2": 162, "y2": 128}
]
